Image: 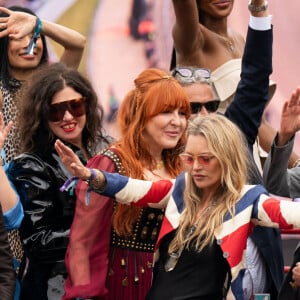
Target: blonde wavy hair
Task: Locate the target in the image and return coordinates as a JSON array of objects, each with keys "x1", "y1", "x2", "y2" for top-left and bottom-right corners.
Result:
[{"x1": 169, "y1": 114, "x2": 250, "y2": 253}]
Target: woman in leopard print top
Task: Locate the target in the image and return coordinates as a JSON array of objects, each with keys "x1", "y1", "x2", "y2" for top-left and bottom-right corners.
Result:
[{"x1": 0, "y1": 5, "x2": 86, "y2": 299}]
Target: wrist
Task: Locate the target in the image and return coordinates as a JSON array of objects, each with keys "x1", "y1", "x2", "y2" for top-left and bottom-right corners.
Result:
[
  {"x1": 26, "y1": 17, "x2": 43, "y2": 55},
  {"x1": 276, "y1": 131, "x2": 293, "y2": 146},
  {"x1": 82, "y1": 168, "x2": 92, "y2": 181},
  {"x1": 248, "y1": 0, "x2": 268, "y2": 17},
  {"x1": 85, "y1": 168, "x2": 106, "y2": 190}
]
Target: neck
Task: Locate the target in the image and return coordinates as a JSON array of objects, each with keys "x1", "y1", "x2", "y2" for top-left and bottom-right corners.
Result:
[
  {"x1": 201, "y1": 189, "x2": 216, "y2": 205},
  {"x1": 205, "y1": 17, "x2": 229, "y2": 36},
  {"x1": 9, "y1": 67, "x2": 34, "y2": 82},
  {"x1": 148, "y1": 146, "x2": 164, "y2": 170}
]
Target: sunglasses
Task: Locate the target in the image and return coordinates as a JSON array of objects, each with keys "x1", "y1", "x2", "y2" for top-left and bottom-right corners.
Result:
[
  {"x1": 172, "y1": 67, "x2": 211, "y2": 83},
  {"x1": 48, "y1": 97, "x2": 86, "y2": 122},
  {"x1": 190, "y1": 100, "x2": 220, "y2": 114},
  {"x1": 179, "y1": 153, "x2": 215, "y2": 166}
]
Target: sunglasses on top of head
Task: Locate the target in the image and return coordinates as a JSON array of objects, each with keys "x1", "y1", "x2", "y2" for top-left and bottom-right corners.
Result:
[
  {"x1": 48, "y1": 97, "x2": 87, "y2": 122},
  {"x1": 172, "y1": 67, "x2": 211, "y2": 83},
  {"x1": 190, "y1": 100, "x2": 220, "y2": 114}
]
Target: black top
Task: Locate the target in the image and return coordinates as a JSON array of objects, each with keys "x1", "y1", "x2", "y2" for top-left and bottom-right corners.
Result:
[{"x1": 146, "y1": 230, "x2": 230, "y2": 300}]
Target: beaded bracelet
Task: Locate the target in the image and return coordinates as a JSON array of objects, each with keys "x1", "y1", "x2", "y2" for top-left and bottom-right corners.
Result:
[{"x1": 26, "y1": 17, "x2": 43, "y2": 55}]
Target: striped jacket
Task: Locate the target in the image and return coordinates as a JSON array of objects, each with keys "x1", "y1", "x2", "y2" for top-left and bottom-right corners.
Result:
[{"x1": 99, "y1": 171, "x2": 300, "y2": 300}]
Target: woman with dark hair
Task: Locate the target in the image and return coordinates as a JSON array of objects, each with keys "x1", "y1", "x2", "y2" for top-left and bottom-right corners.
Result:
[
  {"x1": 59, "y1": 68, "x2": 190, "y2": 300},
  {"x1": 7, "y1": 62, "x2": 109, "y2": 300},
  {"x1": 0, "y1": 5, "x2": 86, "y2": 161},
  {"x1": 0, "y1": 6, "x2": 86, "y2": 290}
]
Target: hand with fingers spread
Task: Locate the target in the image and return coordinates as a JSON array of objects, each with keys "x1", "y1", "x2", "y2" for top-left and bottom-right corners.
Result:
[
  {"x1": 277, "y1": 87, "x2": 300, "y2": 146},
  {"x1": 0, "y1": 112, "x2": 12, "y2": 149},
  {"x1": 0, "y1": 6, "x2": 36, "y2": 40},
  {"x1": 54, "y1": 139, "x2": 91, "y2": 180}
]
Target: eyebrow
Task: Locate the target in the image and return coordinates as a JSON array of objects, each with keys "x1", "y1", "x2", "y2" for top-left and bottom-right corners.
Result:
[{"x1": 185, "y1": 151, "x2": 213, "y2": 155}]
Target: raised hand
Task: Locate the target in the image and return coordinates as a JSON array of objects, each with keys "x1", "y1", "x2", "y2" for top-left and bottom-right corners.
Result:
[
  {"x1": 54, "y1": 139, "x2": 91, "y2": 180},
  {"x1": 0, "y1": 113, "x2": 12, "y2": 150},
  {"x1": 0, "y1": 6, "x2": 36, "y2": 39},
  {"x1": 277, "y1": 87, "x2": 300, "y2": 146}
]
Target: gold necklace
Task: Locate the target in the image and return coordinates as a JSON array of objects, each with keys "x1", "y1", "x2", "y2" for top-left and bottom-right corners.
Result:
[
  {"x1": 155, "y1": 160, "x2": 164, "y2": 170},
  {"x1": 220, "y1": 35, "x2": 235, "y2": 52}
]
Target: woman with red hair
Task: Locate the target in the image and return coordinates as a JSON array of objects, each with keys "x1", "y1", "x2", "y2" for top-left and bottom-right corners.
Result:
[{"x1": 62, "y1": 68, "x2": 190, "y2": 300}]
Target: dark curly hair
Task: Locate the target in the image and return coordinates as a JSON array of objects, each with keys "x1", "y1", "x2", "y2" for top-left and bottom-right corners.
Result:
[
  {"x1": 19, "y1": 63, "x2": 106, "y2": 156},
  {"x1": 0, "y1": 6, "x2": 49, "y2": 90}
]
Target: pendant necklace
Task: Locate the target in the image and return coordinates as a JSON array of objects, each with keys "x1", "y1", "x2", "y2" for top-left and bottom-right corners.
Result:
[
  {"x1": 164, "y1": 201, "x2": 216, "y2": 272},
  {"x1": 220, "y1": 35, "x2": 235, "y2": 52},
  {"x1": 155, "y1": 160, "x2": 164, "y2": 170}
]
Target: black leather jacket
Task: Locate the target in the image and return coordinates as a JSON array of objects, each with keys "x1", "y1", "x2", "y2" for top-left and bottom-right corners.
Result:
[
  {"x1": 0, "y1": 204, "x2": 15, "y2": 300},
  {"x1": 7, "y1": 145, "x2": 86, "y2": 266}
]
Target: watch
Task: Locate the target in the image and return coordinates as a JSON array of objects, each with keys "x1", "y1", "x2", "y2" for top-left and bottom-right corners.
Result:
[{"x1": 248, "y1": 0, "x2": 268, "y2": 12}]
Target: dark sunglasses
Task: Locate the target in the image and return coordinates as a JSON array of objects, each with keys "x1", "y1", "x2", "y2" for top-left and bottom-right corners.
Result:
[
  {"x1": 190, "y1": 100, "x2": 220, "y2": 114},
  {"x1": 172, "y1": 67, "x2": 211, "y2": 82},
  {"x1": 48, "y1": 97, "x2": 86, "y2": 122}
]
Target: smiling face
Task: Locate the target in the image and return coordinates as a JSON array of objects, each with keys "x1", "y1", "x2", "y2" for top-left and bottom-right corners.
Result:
[
  {"x1": 197, "y1": 0, "x2": 234, "y2": 19},
  {"x1": 48, "y1": 86, "x2": 86, "y2": 148},
  {"x1": 143, "y1": 108, "x2": 187, "y2": 155},
  {"x1": 8, "y1": 34, "x2": 43, "y2": 77},
  {"x1": 184, "y1": 134, "x2": 221, "y2": 194}
]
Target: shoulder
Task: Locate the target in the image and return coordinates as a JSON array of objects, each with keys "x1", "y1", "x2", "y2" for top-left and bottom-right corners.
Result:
[
  {"x1": 87, "y1": 147, "x2": 122, "y2": 173},
  {"x1": 8, "y1": 153, "x2": 50, "y2": 179}
]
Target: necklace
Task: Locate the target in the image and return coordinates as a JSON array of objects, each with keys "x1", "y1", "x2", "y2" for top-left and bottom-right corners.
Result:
[
  {"x1": 164, "y1": 201, "x2": 216, "y2": 272},
  {"x1": 155, "y1": 160, "x2": 164, "y2": 170},
  {"x1": 220, "y1": 35, "x2": 235, "y2": 52}
]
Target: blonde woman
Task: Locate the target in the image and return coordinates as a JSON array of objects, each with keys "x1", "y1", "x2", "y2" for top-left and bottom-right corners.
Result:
[{"x1": 55, "y1": 114, "x2": 300, "y2": 300}]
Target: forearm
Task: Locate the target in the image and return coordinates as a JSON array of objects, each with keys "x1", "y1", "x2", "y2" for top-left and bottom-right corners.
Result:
[
  {"x1": 41, "y1": 20, "x2": 86, "y2": 69},
  {"x1": 258, "y1": 118, "x2": 299, "y2": 168},
  {"x1": 263, "y1": 135, "x2": 295, "y2": 197},
  {"x1": 225, "y1": 25, "x2": 272, "y2": 146}
]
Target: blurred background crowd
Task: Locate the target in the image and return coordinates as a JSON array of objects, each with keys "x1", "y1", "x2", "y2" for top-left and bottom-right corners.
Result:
[{"x1": 1, "y1": 0, "x2": 299, "y2": 151}]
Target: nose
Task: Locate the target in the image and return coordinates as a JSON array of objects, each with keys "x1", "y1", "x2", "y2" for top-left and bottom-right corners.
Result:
[
  {"x1": 62, "y1": 109, "x2": 74, "y2": 121},
  {"x1": 192, "y1": 159, "x2": 203, "y2": 170},
  {"x1": 170, "y1": 111, "x2": 182, "y2": 125},
  {"x1": 21, "y1": 35, "x2": 32, "y2": 48},
  {"x1": 198, "y1": 106, "x2": 209, "y2": 116}
]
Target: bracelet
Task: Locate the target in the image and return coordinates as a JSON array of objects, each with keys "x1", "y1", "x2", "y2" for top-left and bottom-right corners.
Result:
[
  {"x1": 34, "y1": 17, "x2": 43, "y2": 36},
  {"x1": 26, "y1": 17, "x2": 43, "y2": 55},
  {"x1": 86, "y1": 168, "x2": 105, "y2": 190},
  {"x1": 248, "y1": 0, "x2": 268, "y2": 12}
]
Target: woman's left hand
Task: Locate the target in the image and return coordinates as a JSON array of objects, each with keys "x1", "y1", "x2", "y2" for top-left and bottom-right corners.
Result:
[
  {"x1": 0, "y1": 113, "x2": 12, "y2": 149},
  {"x1": 55, "y1": 139, "x2": 91, "y2": 180}
]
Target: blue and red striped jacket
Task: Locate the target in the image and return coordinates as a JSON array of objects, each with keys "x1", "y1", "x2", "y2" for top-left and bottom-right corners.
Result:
[{"x1": 99, "y1": 171, "x2": 300, "y2": 300}]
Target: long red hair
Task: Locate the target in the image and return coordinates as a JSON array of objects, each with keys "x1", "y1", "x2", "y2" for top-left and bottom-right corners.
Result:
[{"x1": 112, "y1": 68, "x2": 190, "y2": 236}]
